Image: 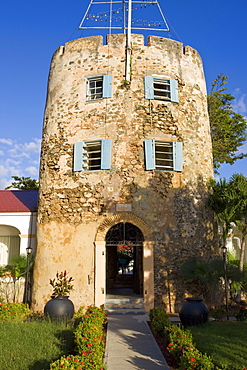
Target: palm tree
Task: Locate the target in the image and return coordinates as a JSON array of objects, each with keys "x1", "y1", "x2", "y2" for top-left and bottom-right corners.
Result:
[
  {"x1": 208, "y1": 177, "x2": 241, "y2": 249},
  {"x1": 180, "y1": 256, "x2": 245, "y2": 305},
  {"x1": 228, "y1": 174, "x2": 247, "y2": 272},
  {"x1": 7, "y1": 255, "x2": 29, "y2": 302},
  {"x1": 180, "y1": 257, "x2": 223, "y2": 305},
  {"x1": 208, "y1": 175, "x2": 247, "y2": 302}
]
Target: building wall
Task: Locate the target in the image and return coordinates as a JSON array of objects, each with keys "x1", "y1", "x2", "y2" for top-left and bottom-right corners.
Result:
[
  {"x1": 0, "y1": 213, "x2": 36, "y2": 303},
  {"x1": 226, "y1": 227, "x2": 247, "y2": 263},
  {"x1": 33, "y1": 34, "x2": 216, "y2": 312}
]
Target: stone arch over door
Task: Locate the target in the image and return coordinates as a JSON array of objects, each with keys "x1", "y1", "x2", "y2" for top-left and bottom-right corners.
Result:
[{"x1": 94, "y1": 213, "x2": 155, "y2": 311}]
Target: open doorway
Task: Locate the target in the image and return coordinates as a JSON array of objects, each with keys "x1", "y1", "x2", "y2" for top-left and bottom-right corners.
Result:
[{"x1": 106, "y1": 222, "x2": 144, "y2": 296}]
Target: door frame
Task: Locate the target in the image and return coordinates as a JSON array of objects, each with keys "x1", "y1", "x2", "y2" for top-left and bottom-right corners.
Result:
[{"x1": 94, "y1": 214, "x2": 155, "y2": 311}]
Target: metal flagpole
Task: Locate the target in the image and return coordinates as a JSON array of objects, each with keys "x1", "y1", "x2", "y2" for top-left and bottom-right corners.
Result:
[{"x1": 125, "y1": 0, "x2": 132, "y2": 81}]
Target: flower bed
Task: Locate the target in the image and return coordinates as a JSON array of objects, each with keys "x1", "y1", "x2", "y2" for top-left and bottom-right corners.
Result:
[
  {"x1": 49, "y1": 306, "x2": 107, "y2": 370},
  {"x1": 0, "y1": 302, "x2": 31, "y2": 321}
]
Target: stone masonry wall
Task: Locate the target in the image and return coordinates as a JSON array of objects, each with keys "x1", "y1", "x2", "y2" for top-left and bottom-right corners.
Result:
[{"x1": 32, "y1": 34, "x2": 216, "y2": 312}]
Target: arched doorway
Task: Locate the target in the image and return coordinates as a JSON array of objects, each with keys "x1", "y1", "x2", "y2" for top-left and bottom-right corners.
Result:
[{"x1": 106, "y1": 222, "x2": 144, "y2": 296}]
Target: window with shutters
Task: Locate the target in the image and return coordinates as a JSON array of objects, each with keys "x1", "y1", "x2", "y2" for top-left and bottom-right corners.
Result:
[
  {"x1": 144, "y1": 140, "x2": 183, "y2": 172},
  {"x1": 73, "y1": 140, "x2": 112, "y2": 172},
  {"x1": 144, "y1": 76, "x2": 179, "y2": 102},
  {"x1": 86, "y1": 75, "x2": 112, "y2": 101}
]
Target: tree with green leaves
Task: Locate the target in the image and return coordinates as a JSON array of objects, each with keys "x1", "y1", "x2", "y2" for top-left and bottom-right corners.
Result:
[
  {"x1": 207, "y1": 74, "x2": 247, "y2": 173},
  {"x1": 5, "y1": 176, "x2": 39, "y2": 190}
]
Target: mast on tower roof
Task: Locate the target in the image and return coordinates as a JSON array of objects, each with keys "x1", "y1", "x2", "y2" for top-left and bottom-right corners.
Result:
[
  {"x1": 79, "y1": 0, "x2": 170, "y2": 81},
  {"x1": 79, "y1": 0, "x2": 170, "y2": 32}
]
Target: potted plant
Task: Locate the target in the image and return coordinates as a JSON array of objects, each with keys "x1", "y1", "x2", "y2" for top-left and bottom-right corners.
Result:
[{"x1": 44, "y1": 271, "x2": 75, "y2": 321}]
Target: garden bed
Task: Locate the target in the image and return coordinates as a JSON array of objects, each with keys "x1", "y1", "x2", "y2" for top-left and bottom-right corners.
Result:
[
  {"x1": 148, "y1": 322, "x2": 178, "y2": 370},
  {"x1": 149, "y1": 307, "x2": 247, "y2": 370},
  {"x1": 0, "y1": 303, "x2": 107, "y2": 370}
]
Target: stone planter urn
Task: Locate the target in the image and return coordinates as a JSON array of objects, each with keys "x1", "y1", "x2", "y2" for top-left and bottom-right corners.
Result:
[
  {"x1": 44, "y1": 296, "x2": 74, "y2": 322},
  {"x1": 179, "y1": 297, "x2": 209, "y2": 326},
  {"x1": 44, "y1": 271, "x2": 75, "y2": 321}
]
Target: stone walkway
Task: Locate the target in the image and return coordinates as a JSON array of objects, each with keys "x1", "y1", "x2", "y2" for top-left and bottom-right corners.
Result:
[{"x1": 105, "y1": 313, "x2": 170, "y2": 370}]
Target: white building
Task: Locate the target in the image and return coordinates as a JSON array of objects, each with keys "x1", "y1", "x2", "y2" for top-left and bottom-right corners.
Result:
[{"x1": 0, "y1": 190, "x2": 38, "y2": 266}]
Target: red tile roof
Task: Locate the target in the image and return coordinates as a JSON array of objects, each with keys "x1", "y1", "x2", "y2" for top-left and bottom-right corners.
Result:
[{"x1": 0, "y1": 190, "x2": 38, "y2": 212}]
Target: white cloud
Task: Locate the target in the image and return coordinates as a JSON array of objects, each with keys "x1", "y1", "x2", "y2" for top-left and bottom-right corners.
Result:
[
  {"x1": 23, "y1": 139, "x2": 41, "y2": 153},
  {"x1": 25, "y1": 166, "x2": 39, "y2": 176},
  {"x1": 232, "y1": 88, "x2": 247, "y2": 116},
  {"x1": 0, "y1": 178, "x2": 9, "y2": 190},
  {"x1": 239, "y1": 141, "x2": 247, "y2": 153},
  {"x1": 0, "y1": 138, "x2": 13, "y2": 145},
  {"x1": 32, "y1": 160, "x2": 40, "y2": 165},
  {"x1": 0, "y1": 164, "x2": 22, "y2": 189},
  {"x1": 0, "y1": 164, "x2": 9, "y2": 178},
  {"x1": 0, "y1": 138, "x2": 41, "y2": 158},
  {"x1": 9, "y1": 150, "x2": 30, "y2": 158},
  {"x1": 0, "y1": 138, "x2": 40, "y2": 189}
]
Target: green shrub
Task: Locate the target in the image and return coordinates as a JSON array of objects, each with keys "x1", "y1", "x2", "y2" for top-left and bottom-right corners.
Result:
[
  {"x1": 179, "y1": 347, "x2": 215, "y2": 370},
  {"x1": 49, "y1": 354, "x2": 106, "y2": 370},
  {"x1": 49, "y1": 306, "x2": 107, "y2": 370},
  {"x1": 0, "y1": 302, "x2": 31, "y2": 321},
  {"x1": 150, "y1": 307, "x2": 216, "y2": 370},
  {"x1": 167, "y1": 325, "x2": 216, "y2": 369},
  {"x1": 234, "y1": 307, "x2": 247, "y2": 321},
  {"x1": 166, "y1": 324, "x2": 194, "y2": 361},
  {"x1": 209, "y1": 306, "x2": 227, "y2": 321},
  {"x1": 83, "y1": 306, "x2": 107, "y2": 325},
  {"x1": 149, "y1": 306, "x2": 171, "y2": 335}
]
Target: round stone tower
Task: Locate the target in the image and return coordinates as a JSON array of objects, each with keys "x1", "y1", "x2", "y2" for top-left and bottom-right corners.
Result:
[{"x1": 32, "y1": 34, "x2": 215, "y2": 312}]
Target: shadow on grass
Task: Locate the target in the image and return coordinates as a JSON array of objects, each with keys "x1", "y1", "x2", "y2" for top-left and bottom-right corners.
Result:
[{"x1": 28, "y1": 328, "x2": 74, "y2": 370}]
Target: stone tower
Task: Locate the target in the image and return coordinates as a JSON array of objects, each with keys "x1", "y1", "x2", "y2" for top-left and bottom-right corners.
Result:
[{"x1": 32, "y1": 34, "x2": 215, "y2": 312}]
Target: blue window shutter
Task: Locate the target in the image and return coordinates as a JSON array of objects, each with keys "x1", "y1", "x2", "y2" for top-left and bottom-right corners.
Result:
[
  {"x1": 145, "y1": 140, "x2": 155, "y2": 170},
  {"x1": 173, "y1": 141, "x2": 183, "y2": 171},
  {"x1": 170, "y1": 79, "x2": 179, "y2": 103},
  {"x1": 103, "y1": 75, "x2": 112, "y2": 98},
  {"x1": 144, "y1": 76, "x2": 154, "y2": 99},
  {"x1": 101, "y1": 139, "x2": 112, "y2": 169},
  {"x1": 73, "y1": 142, "x2": 83, "y2": 171}
]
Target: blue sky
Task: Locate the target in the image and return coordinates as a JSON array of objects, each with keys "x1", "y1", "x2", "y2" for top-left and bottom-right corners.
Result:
[{"x1": 0, "y1": 0, "x2": 246, "y2": 189}]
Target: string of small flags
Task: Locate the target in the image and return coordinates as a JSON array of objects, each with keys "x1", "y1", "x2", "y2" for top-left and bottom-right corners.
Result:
[
  {"x1": 85, "y1": 16, "x2": 165, "y2": 27},
  {"x1": 85, "y1": 2, "x2": 166, "y2": 28}
]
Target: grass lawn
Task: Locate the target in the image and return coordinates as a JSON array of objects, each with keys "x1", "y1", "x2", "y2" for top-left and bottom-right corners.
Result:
[
  {"x1": 190, "y1": 321, "x2": 247, "y2": 370},
  {"x1": 0, "y1": 321, "x2": 74, "y2": 370}
]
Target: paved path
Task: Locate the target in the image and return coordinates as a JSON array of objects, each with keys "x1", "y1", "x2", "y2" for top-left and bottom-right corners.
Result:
[{"x1": 105, "y1": 314, "x2": 170, "y2": 370}]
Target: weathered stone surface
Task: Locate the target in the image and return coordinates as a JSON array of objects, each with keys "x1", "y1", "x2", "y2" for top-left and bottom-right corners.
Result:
[{"x1": 32, "y1": 34, "x2": 216, "y2": 313}]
